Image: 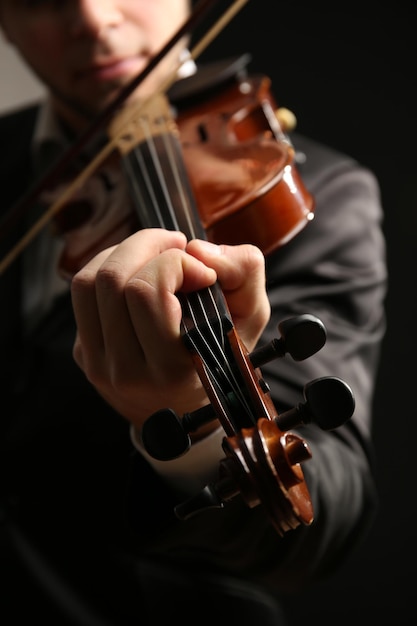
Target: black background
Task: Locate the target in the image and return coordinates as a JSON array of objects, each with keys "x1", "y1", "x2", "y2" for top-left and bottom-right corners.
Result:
[{"x1": 195, "y1": 2, "x2": 416, "y2": 624}]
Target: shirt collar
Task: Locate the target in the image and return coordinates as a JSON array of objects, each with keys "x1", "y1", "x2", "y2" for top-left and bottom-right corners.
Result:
[{"x1": 31, "y1": 97, "x2": 71, "y2": 176}]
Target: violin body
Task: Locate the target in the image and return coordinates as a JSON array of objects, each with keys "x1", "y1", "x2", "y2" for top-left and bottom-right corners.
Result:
[{"x1": 171, "y1": 55, "x2": 315, "y2": 254}]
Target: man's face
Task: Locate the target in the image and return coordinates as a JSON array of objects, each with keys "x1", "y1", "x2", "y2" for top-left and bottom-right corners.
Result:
[{"x1": 0, "y1": 0, "x2": 190, "y2": 125}]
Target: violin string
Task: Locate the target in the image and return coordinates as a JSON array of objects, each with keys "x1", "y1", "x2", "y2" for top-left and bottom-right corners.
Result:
[
  {"x1": 123, "y1": 135, "x2": 163, "y2": 228},
  {"x1": 170, "y1": 159, "x2": 257, "y2": 420},
  {"x1": 142, "y1": 117, "x2": 190, "y2": 233},
  {"x1": 127, "y1": 113, "x2": 254, "y2": 424},
  {"x1": 155, "y1": 123, "x2": 255, "y2": 420},
  {"x1": 179, "y1": 292, "x2": 256, "y2": 427}
]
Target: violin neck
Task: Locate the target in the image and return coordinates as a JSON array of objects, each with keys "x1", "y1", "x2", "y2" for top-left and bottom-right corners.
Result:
[
  {"x1": 122, "y1": 132, "x2": 206, "y2": 241},
  {"x1": 121, "y1": 127, "x2": 234, "y2": 346}
]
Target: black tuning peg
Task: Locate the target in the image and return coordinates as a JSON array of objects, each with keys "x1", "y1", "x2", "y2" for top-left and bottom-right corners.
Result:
[
  {"x1": 249, "y1": 314, "x2": 327, "y2": 368},
  {"x1": 276, "y1": 376, "x2": 355, "y2": 432},
  {"x1": 141, "y1": 403, "x2": 217, "y2": 461},
  {"x1": 174, "y1": 476, "x2": 239, "y2": 521},
  {"x1": 174, "y1": 377, "x2": 355, "y2": 523}
]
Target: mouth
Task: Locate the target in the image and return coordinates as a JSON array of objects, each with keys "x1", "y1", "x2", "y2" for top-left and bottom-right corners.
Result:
[{"x1": 76, "y1": 56, "x2": 144, "y2": 82}]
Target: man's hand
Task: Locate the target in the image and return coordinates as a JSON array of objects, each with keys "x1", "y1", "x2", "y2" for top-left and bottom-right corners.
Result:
[{"x1": 71, "y1": 228, "x2": 270, "y2": 431}]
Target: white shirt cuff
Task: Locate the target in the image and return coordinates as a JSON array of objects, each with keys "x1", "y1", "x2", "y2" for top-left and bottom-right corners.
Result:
[{"x1": 130, "y1": 425, "x2": 226, "y2": 496}]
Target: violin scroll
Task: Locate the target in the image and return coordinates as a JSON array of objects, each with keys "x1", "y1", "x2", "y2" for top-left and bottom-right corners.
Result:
[
  {"x1": 142, "y1": 314, "x2": 355, "y2": 535},
  {"x1": 145, "y1": 374, "x2": 354, "y2": 536}
]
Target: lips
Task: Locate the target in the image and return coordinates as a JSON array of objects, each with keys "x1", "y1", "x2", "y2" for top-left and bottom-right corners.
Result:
[{"x1": 76, "y1": 56, "x2": 144, "y2": 82}]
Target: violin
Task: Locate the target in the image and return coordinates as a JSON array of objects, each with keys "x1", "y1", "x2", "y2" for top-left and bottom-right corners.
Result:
[
  {"x1": 0, "y1": 0, "x2": 355, "y2": 535},
  {"x1": 54, "y1": 53, "x2": 314, "y2": 277},
  {"x1": 104, "y1": 61, "x2": 354, "y2": 534}
]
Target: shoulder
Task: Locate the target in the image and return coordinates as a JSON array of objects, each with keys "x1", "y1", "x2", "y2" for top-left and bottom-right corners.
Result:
[
  {"x1": 266, "y1": 131, "x2": 386, "y2": 286},
  {"x1": 0, "y1": 102, "x2": 40, "y2": 134},
  {"x1": 290, "y1": 132, "x2": 382, "y2": 227},
  {"x1": 0, "y1": 103, "x2": 41, "y2": 215},
  {"x1": 291, "y1": 132, "x2": 380, "y2": 198}
]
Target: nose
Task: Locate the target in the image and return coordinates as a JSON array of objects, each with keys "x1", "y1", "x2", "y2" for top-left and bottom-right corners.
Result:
[{"x1": 68, "y1": 0, "x2": 123, "y2": 37}]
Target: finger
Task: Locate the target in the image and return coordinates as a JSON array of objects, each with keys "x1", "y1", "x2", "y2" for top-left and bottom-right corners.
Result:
[
  {"x1": 186, "y1": 239, "x2": 270, "y2": 346},
  {"x1": 71, "y1": 245, "x2": 117, "y2": 372},
  {"x1": 124, "y1": 247, "x2": 217, "y2": 377},
  {"x1": 71, "y1": 229, "x2": 187, "y2": 381}
]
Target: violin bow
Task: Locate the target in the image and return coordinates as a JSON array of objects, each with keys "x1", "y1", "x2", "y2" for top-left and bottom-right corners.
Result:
[{"x1": 0, "y1": 0, "x2": 249, "y2": 275}]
